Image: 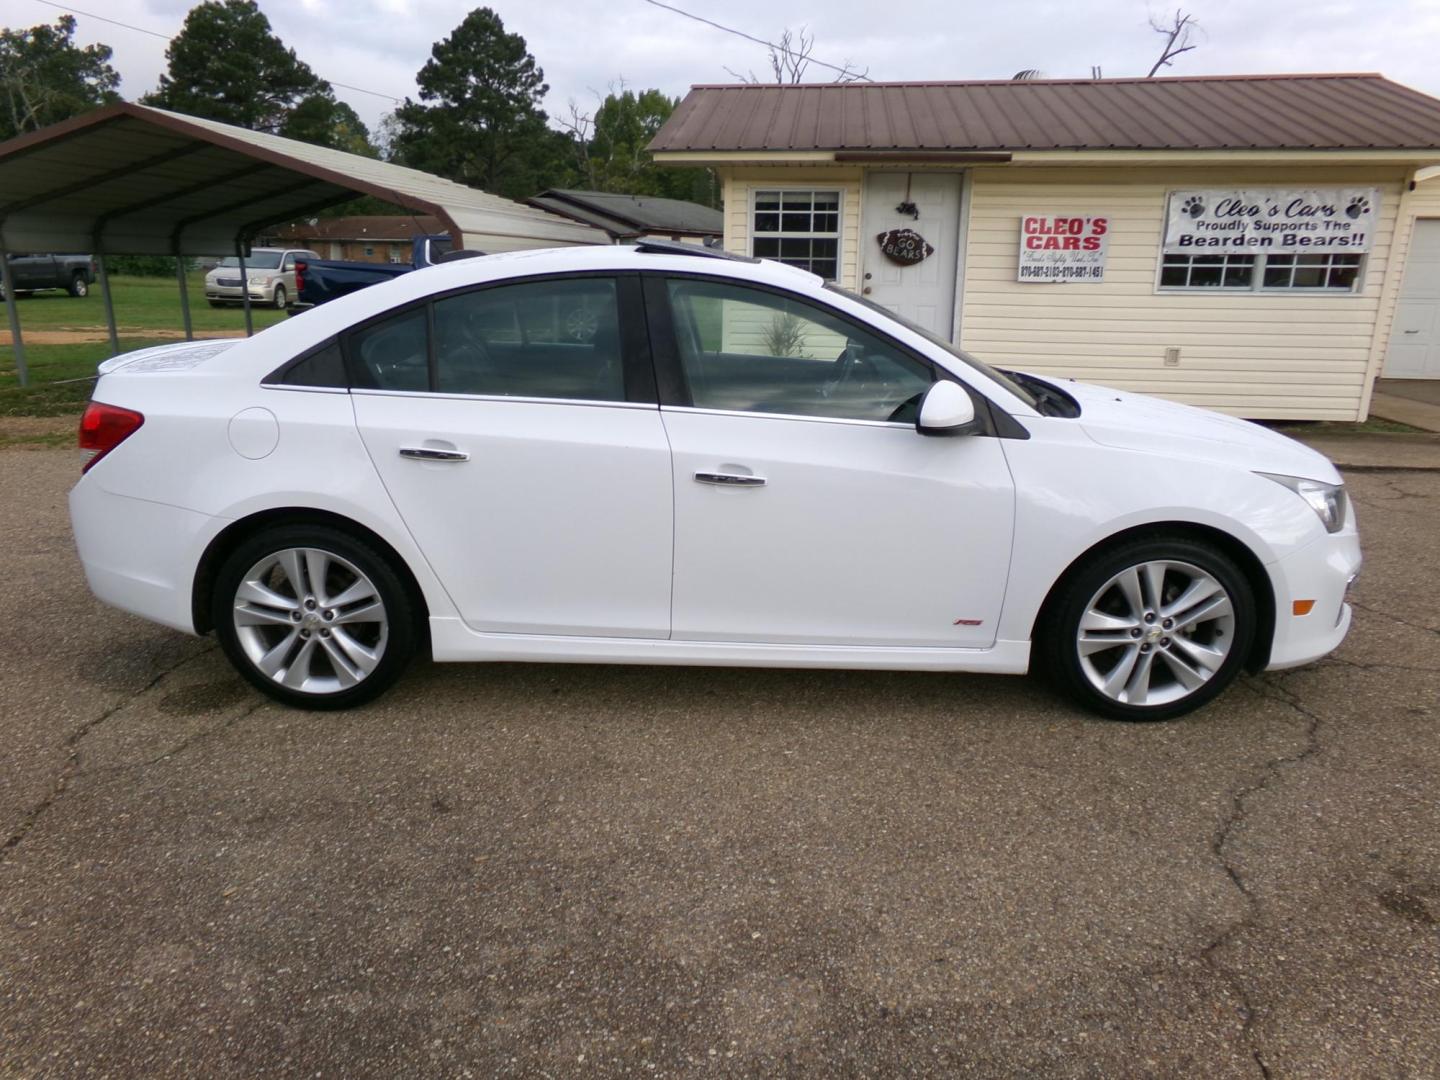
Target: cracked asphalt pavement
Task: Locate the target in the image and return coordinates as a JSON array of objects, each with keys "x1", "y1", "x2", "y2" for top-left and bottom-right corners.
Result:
[{"x1": 2, "y1": 448, "x2": 1437, "y2": 1078}]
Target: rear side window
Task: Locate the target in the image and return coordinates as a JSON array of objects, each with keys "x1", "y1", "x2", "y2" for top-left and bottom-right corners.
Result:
[
  {"x1": 349, "y1": 307, "x2": 429, "y2": 391},
  {"x1": 265, "y1": 339, "x2": 347, "y2": 388},
  {"x1": 432, "y1": 278, "x2": 625, "y2": 402}
]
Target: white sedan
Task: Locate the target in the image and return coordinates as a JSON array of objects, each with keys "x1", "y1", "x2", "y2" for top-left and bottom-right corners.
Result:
[{"x1": 69, "y1": 243, "x2": 1360, "y2": 721}]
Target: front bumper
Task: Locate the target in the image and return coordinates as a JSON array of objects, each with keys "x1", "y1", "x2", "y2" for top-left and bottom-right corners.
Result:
[
  {"x1": 1264, "y1": 524, "x2": 1363, "y2": 670},
  {"x1": 204, "y1": 281, "x2": 271, "y2": 302}
]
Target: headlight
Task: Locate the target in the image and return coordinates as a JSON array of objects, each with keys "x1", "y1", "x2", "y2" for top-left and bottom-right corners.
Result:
[
  {"x1": 1257, "y1": 473, "x2": 1347, "y2": 533},
  {"x1": 248, "y1": 274, "x2": 268, "y2": 286}
]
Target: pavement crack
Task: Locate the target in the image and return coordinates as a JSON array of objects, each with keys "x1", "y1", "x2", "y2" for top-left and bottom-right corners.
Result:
[
  {"x1": 1199, "y1": 675, "x2": 1327, "y2": 1080},
  {"x1": 0, "y1": 644, "x2": 215, "y2": 862},
  {"x1": 137, "y1": 699, "x2": 265, "y2": 768}
]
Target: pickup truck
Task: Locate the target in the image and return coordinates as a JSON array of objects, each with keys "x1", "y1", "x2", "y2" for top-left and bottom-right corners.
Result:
[
  {"x1": 1, "y1": 253, "x2": 95, "y2": 298},
  {"x1": 293, "y1": 234, "x2": 456, "y2": 311}
]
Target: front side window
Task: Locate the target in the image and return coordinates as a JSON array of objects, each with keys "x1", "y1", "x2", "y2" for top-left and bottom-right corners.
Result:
[
  {"x1": 751, "y1": 190, "x2": 841, "y2": 280},
  {"x1": 1159, "y1": 252, "x2": 1363, "y2": 291},
  {"x1": 665, "y1": 278, "x2": 933, "y2": 423},
  {"x1": 433, "y1": 277, "x2": 625, "y2": 402}
]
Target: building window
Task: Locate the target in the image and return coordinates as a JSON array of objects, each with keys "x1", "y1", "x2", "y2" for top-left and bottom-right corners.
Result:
[
  {"x1": 1261, "y1": 253, "x2": 1363, "y2": 290},
  {"x1": 751, "y1": 189, "x2": 840, "y2": 280},
  {"x1": 389, "y1": 243, "x2": 404, "y2": 264},
  {"x1": 1159, "y1": 252, "x2": 1363, "y2": 292}
]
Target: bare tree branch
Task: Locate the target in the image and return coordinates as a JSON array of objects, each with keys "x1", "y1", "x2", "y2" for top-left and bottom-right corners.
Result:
[
  {"x1": 726, "y1": 25, "x2": 867, "y2": 85},
  {"x1": 1146, "y1": 8, "x2": 1199, "y2": 77}
]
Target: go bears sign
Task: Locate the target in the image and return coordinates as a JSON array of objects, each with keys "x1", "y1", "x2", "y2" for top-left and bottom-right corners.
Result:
[
  {"x1": 1164, "y1": 188, "x2": 1378, "y2": 253},
  {"x1": 1017, "y1": 215, "x2": 1110, "y2": 283}
]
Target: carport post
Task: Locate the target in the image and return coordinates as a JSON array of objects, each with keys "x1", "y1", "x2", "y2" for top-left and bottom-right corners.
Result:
[
  {"x1": 235, "y1": 242, "x2": 254, "y2": 337},
  {"x1": 0, "y1": 251, "x2": 27, "y2": 387},
  {"x1": 95, "y1": 253, "x2": 120, "y2": 356},
  {"x1": 174, "y1": 255, "x2": 193, "y2": 342}
]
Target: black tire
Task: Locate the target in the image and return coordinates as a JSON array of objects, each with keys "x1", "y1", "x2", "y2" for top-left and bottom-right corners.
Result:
[
  {"x1": 1036, "y1": 536, "x2": 1256, "y2": 722},
  {"x1": 208, "y1": 299, "x2": 223, "y2": 308},
  {"x1": 212, "y1": 524, "x2": 417, "y2": 710},
  {"x1": 272, "y1": 284, "x2": 287, "y2": 309},
  {"x1": 68, "y1": 272, "x2": 89, "y2": 297}
]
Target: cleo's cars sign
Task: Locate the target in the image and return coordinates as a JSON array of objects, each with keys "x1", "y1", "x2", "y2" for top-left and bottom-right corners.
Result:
[
  {"x1": 1018, "y1": 215, "x2": 1109, "y2": 283},
  {"x1": 1164, "y1": 189, "x2": 1378, "y2": 253}
]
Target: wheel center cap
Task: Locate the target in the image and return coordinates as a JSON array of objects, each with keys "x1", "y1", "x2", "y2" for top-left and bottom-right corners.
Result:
[
  {"x1": 302, "y1": 612, "x2": 323, "y2": 630},
  {"x1": 1146, "y1": 626, "x2": 1164, "y2": 643}
]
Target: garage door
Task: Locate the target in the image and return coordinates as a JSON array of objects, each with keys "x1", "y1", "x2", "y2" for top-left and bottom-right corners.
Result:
[{"x1": 1384, "y1": 218, "x2": 1440, "y2": 379}]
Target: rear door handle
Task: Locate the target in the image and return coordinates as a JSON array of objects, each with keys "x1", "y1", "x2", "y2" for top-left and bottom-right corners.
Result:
[
  {"x1": 695, "y1": 471, "x2": 765, "y2": 487},
  {"x1": 400, "y1": 446, "x2": 469, "y2": 462}
]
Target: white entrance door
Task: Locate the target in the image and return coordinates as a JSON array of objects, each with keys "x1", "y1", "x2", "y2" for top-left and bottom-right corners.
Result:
[
  {"x1": 860, "y1": 173, "x2": 962, "y2": 340},
  {"x1": 1384, "y1": 219, "x2": 1440, "y2": 379}
]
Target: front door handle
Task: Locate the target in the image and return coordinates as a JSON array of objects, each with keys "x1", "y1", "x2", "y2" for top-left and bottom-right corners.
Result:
[
  {"x1": 400, "y1": 446, "x2": 468, "y2": 462},
  {"x1": 695, "y1": 471, "x2": 765, "y2": 487}
]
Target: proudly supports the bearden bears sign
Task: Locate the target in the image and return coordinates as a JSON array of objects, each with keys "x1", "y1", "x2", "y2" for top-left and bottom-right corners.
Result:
[{"x1": 1164, "y1": 188, "x2": 1379, "y2": 253}]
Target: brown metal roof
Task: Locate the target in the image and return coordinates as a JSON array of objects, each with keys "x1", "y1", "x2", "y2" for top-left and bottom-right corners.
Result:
[{"x1": 649, "y1": 74, "x2": 1440, "y2": 154}]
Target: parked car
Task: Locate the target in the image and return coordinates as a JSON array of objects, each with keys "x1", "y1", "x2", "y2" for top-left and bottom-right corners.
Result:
[
  {"x1": 69, "y1": 242, "x2": 1361, "y2": 720},
  {"x1": 291, "y1": 234, "x2": 455, "y2": 311},
  {"x1": 204, "y1": 248, "x2": 318, "y2": 309},
  {"x1": 1, "y1": 253, "x2": 94, "y2": 298}
]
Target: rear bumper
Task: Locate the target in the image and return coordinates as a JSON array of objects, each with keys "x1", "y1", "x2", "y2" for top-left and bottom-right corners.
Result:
[
  {"x1": 69, "y1": 479, "x2": 219, "y2": 635},
  {"x1": 1264, "y1": 526, "x2": 1362, "y2": 670}
]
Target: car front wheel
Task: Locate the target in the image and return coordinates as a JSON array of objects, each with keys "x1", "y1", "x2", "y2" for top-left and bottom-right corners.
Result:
[
  {"x1": 272, "y1": 284, "x2": 287, "y2": 309},
  {"x1": 213, "y1": 525, "x2": 416, "y2": 709},
  {"x1": 1039, "y1": 537, "x2": 1256, "y2": 721}
]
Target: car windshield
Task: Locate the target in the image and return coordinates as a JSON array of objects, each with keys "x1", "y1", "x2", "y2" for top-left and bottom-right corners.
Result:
[
  {"x1": 824, "y1": 283, "x2": 1038, "y2": 410},
  {"x1": 218, "y1": 253, "x2": 283, "y2": 270}
]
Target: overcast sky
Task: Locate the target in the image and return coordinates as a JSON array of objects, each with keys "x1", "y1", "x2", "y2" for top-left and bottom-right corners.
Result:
[{"x1": 8, "y1": 0, "x2": 1440, "y2": 134}]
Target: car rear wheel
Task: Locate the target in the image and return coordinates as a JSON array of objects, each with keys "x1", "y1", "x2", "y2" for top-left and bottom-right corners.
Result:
[
  {"x1": 213, "y1": 525, "x2": 416, "y2": 709},
  {"x1": 272, "y1": 284, "x2": 287, "y2": 309},
  {"x1": 1038, "y1": 537, "x2": 1255, "y2": 721},
  {"x1": 68, "y1": 271, "x2": 89, "y2": 297}
]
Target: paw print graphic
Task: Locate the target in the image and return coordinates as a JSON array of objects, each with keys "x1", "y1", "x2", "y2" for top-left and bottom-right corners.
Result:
[
  {"x1": 1181, "y1": 195, "x2": 1206, "y2": 219},
  {"x1": 1345, "y1": 195, "x2": 1371, "y2": 220}
]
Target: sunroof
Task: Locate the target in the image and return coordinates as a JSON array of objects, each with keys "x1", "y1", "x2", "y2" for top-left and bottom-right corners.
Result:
[{"x1": 631, "y1": 239, "x2": 758, "y2": 263}]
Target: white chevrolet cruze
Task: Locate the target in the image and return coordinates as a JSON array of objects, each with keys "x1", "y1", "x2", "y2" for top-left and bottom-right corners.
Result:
[{"x1": 69, "y1": 243, "x2": 1360, "y2": 721}]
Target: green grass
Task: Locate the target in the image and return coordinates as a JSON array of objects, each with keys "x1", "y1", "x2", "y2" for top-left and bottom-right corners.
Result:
[
  {"x1": 5, "y1": 272, "x2": 289, "y2": 333},
  {"x1": 1, "y1": 274, "x2": 288, "y2": 416}
]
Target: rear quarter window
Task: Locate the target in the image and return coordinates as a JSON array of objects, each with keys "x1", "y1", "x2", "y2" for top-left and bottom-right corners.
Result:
[{"x1": 264, "y1": 340, "x2": 348, "y2": 388}]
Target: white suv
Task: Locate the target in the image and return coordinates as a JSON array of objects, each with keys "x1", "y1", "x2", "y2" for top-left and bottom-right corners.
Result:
[
  {"x1": 70, "y1": 242, "x2": 1360, "y2": 720},
  {"x1": 204, "y1": 247, "x2": 318, "y2": 309}
]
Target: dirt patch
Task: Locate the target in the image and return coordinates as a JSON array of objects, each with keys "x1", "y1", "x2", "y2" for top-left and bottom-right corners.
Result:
[
  {"x1": 0, "y1": 328, "x2": 240, "y2": 346},
  {"x1": 0, "y1": 415, "x2": 79, "y2": 441}
]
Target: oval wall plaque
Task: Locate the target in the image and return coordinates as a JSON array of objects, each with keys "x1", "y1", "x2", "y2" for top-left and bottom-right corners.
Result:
[{"x1": 877, "y1": 228, "x2": 934, "y2": 266}]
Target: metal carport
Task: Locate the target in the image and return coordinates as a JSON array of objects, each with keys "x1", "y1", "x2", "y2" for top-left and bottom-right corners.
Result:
[{"x1": 0, "y1": 102, "x2": 606, "y2": 385}]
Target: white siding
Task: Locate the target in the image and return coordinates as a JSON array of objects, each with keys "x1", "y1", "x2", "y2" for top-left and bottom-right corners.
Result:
[
  {"x1": 1367, "y1": 174, "x2": 1440, "y2": 406},
  {"x1": 960, "y1": 165, "x2": 1410, "y2": 420}
]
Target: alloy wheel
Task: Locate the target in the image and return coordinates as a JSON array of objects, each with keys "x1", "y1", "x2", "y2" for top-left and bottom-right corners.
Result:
[
  {"x1": 1074, "y1": 559, "x2": 1235, "y2": 707},
  {"x1": 232, "y1": 546, "x2": 388, "y2": 695}
]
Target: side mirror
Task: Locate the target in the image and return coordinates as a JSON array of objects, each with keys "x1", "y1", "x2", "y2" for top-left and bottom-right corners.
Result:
[{"x1": 917, "y1": 380, "x2": 978, "y2": 436}]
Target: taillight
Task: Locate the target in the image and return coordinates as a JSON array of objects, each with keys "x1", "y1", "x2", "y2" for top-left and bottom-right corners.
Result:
[
  {"x1": 78, "y1": 401, "x2": 144, "y2": 473},
  {"x1": 295, "y1": 260, "x2": 306, "y2": 294}
]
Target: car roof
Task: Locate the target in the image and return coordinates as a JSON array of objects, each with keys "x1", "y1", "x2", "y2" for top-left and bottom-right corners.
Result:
[{"x1": 447, "y1": 243, "x2": 821, "y2": 288}]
